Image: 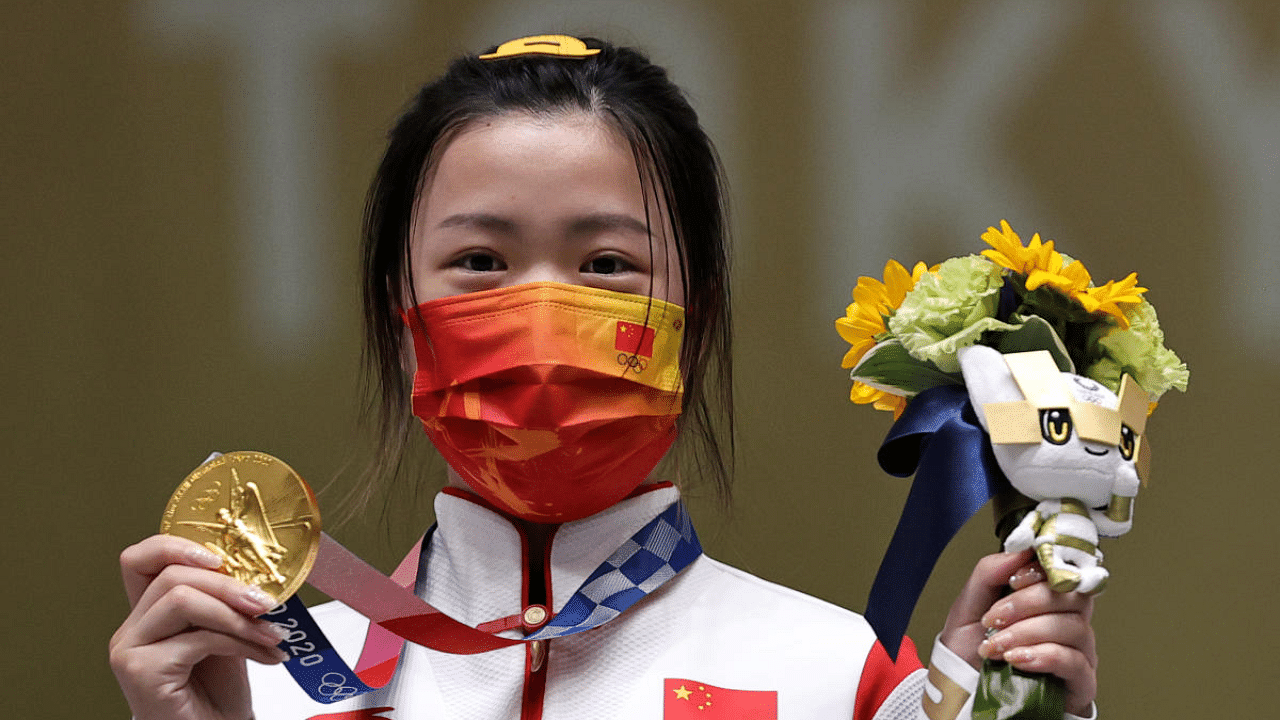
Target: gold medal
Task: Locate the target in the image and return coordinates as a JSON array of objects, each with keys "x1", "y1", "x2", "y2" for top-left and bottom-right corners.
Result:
[{"x1": 161, "y1": 451, "x2": 321, "y2": 601}]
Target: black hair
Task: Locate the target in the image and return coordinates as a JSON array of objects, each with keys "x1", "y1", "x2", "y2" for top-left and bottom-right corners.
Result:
[{"x1": 352, "y1": 37, "x2": 733, "y2": 517}]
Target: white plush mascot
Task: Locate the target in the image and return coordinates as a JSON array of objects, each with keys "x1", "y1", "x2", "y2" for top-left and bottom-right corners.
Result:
[{"x1": 957, "y1": 345, "x2": 1151, "y2": 594}]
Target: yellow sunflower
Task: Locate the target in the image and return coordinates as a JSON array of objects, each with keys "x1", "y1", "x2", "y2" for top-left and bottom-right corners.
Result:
[
  {"x1": 1078, "y1": 273, "x2": 1147, "y2": 329},
  {"x1": 981, "y1": 219, "x2": 1090, "y2": 294},
  {"x1": 980, "y1": 220, "x2": 1144, "y2": 326},
  {"x1": 850, "y1": 380, "x2": 913, "y2": 417},
  {"x1": 836, "y1": 259, "x2": 930, "y2": 416},
  {"x1": 981, "y1": 220, "x2": 1053, "y2": 275}
]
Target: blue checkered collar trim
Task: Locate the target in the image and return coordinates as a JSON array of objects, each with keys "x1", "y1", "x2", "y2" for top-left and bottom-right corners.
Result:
[
  {"x1": 421, "y1": 486, "x2": 696, "y2": 629},
  {"x1": 527, "y1": 496, "x2": 700, "y2": 640}
]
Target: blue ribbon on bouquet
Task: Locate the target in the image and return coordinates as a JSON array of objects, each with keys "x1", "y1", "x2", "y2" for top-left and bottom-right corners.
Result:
[{"x1": 863, "y1": 384, "x2": 1006, "y2": 660}]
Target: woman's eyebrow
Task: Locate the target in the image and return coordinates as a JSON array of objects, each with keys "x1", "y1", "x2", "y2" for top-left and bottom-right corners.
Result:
[
  {"x1": 437, "y1": 213, "x2": 517, "y2": 234},
  {"x1": 568, "y1": 213, "x2": 650, "y2": 236}
]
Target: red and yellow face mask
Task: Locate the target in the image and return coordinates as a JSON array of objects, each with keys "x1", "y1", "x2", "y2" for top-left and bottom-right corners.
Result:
[{"x1": 403, "y1": 282, "x2": 685, "y2": 523}]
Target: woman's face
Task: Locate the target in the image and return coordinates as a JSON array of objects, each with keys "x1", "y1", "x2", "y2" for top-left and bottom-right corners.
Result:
[{"x1": 408, "y1": 112, "x2": 683, "y2": 307}]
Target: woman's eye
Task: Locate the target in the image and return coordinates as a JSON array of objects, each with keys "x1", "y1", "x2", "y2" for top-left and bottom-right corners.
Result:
[
  {"x1": 581, "y1": 256, "x2": 631, "y2": 275},
  {"x1": 455, "y1": 252, "x2": 505, "y2": 272}
]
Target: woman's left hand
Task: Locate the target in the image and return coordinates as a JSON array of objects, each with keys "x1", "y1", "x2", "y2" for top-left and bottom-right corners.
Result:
[{"x1": 939, "y1": 549, "x2": 1097, "y2": 717}]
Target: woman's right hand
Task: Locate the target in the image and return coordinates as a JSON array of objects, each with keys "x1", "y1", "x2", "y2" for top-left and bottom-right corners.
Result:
[{"x1": 109, "y1": 535, "x2": 290, "y2": 720}]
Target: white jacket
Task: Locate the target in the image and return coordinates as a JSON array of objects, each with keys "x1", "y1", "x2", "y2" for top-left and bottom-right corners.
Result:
[{"x1": 246, "y1": 485, "x2": 1087, "y2": 720}]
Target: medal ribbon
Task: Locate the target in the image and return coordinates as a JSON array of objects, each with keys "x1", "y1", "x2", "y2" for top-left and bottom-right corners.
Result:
[{"x1": 266, "y1": 499, "x2": 702, "y2": 704}]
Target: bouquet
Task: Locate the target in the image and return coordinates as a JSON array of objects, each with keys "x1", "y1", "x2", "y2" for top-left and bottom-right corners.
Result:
[
  {"x1": 839, "y1": 221, "x2": 1188, "y2": 719},
  {"x1": 838, "y1": 220, "x2": 1187, "y2": 415}
]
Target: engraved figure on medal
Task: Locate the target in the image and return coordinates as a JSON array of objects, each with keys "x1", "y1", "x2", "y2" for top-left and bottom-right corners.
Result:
[
  {"x1": 162, "y1": 452, "x2": 321, "y2": 599},
  {"x1": 179, "y1": 469, "x2": 293, "y2": 586}
]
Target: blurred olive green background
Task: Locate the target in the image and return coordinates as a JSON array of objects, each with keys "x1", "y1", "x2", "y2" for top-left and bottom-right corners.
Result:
[{"x1": 4, "y1": 1, "x2": 1277, "y2": 717}]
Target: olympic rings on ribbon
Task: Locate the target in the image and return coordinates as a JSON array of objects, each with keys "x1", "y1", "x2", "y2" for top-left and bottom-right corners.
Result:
[{"x1": 317, "y1": 672, "x2": 361, "y2": 700}]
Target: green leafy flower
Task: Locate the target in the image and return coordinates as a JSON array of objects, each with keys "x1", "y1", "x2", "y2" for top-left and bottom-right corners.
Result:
[
  {"x1": 886, "y1": 255, "x2": 1014, "y2": 372},
  {"x1": 1085, "y1": 298, "x2": 1189, "y2": 400}
]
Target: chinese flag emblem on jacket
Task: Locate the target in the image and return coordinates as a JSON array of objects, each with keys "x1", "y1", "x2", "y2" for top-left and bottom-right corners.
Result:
[{"x1": 664, "y1": 678, "x2": 777, "y2": 719}]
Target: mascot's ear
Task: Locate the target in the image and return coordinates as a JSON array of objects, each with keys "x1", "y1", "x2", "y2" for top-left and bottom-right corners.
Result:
[{"x1": 957, "y1": 345, "x2": 1024, "y2": 431}]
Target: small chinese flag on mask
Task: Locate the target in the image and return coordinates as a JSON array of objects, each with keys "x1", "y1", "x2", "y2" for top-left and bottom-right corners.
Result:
[
  {"x1": 664, "y1": 678, "x2": 777, "y2": 719},
  {"x1": 615, "y1": 321, "x2": 656, "y2": 357}
]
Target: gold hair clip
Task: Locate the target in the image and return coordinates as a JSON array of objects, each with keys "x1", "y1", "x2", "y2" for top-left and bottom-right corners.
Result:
[{"x1": 478, "y1": 34, "x2": 601, "y2": 60}]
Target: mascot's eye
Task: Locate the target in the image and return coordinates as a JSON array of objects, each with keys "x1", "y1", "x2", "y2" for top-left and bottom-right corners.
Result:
[
  {"x1": 1119, "y1": 424, "x2": 1136, "y2": 460},
  {"x1": 1039, "y1": 408, "x2": 1073, "y2": 445}
]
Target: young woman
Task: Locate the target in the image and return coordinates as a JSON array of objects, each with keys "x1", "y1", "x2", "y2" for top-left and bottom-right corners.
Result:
[{"x1": 110, "y1": 36, "x2": 1098, "y2": 720}]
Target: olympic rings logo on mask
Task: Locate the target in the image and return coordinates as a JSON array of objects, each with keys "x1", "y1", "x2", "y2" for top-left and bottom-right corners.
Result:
[
  {"x1": 316, "y1": 672, "x2": 361, "y2": 701},
  {"x1": 616, "y1": 353, "x2": 648, "y2": 373}
]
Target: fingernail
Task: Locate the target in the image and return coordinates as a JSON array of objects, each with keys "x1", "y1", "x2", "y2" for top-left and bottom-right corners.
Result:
[
  {"x1": 1010, "y1": 565, "x2": 1046, "y2": 588},
  {"x1": 244, "y1": 587, "x2": 278, "y2": 612},
  {"x1": 983, "y1": 601, "x2": 1013, "y2": 629},
  {"x1": 272, "y1": 648, "x2": 290, "y2": 663},
  {"x1": 187, "y1": 546, "x2": 223, "y2": 568},
  {"x1": 1006, "y1": 647, "x2": 1035, "y2": 665},
  {"x1": 265, "y1": 622, "x2": 292, "y2": 641},
  {"x1": 980, "y1": 632, "x2": 1008, "y2": 658}
]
